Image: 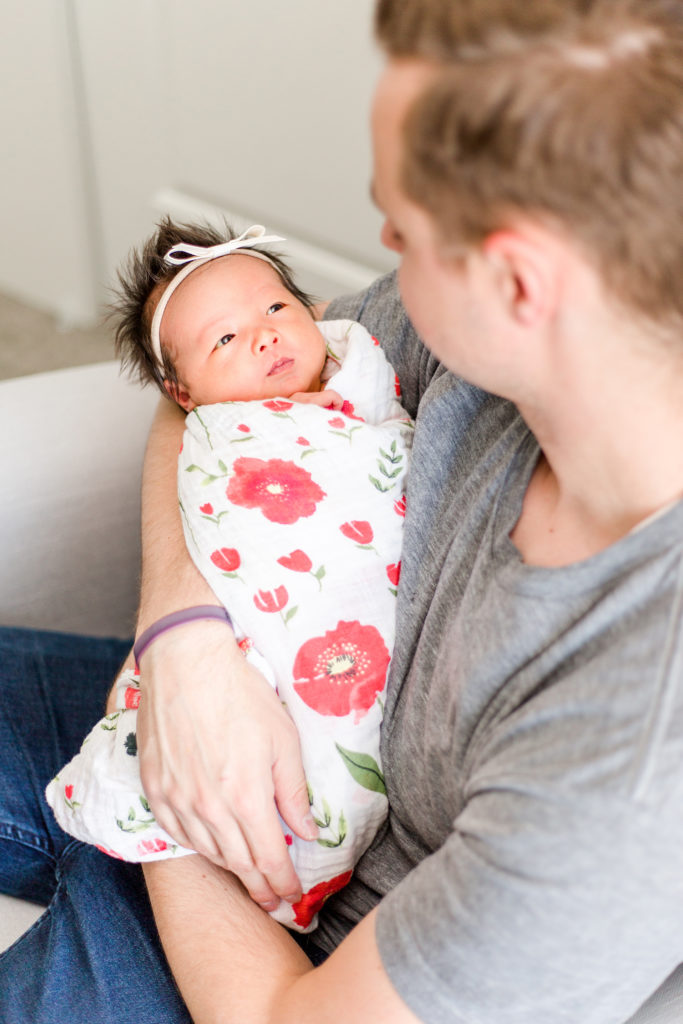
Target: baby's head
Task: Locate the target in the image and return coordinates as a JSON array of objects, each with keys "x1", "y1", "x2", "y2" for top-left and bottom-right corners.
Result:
[{"x1": 112, "y1": 218, "x2": 322, "y2": 411}]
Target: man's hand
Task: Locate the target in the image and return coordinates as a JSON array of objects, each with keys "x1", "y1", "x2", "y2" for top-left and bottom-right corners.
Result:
[{"x1": 136, "y1": 618, "x2": 317, "y2": 909}]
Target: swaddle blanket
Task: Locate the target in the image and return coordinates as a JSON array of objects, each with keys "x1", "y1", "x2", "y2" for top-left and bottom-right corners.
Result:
[{"x1": 46, "y1": 319, "x2": 412, "y2": 931}]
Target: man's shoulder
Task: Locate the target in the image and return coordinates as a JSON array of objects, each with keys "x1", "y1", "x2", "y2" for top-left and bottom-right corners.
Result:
[{"x1": 325, "y1": 273, "x2": 447, "y2": 418}]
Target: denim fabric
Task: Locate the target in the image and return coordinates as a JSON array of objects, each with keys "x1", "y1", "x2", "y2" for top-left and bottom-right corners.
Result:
[
  {"x1": 0, "y1": 626, "x2": 327, "y2": 1023},
  {"x1": 0, "y1": 627, "x2": 193, "y2": 1024}
]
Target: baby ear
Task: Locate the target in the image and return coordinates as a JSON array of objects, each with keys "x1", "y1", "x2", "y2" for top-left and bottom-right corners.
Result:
[{"x1": 163, "y1": 379, "x2": 195, "y2": 412}]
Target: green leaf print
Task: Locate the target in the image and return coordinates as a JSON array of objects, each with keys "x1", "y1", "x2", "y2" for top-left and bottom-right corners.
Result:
[
  {"x1": 369, "y1": 475, "x2": 391, "y2": 493},
  {"x1": 335, "y1": 744, "x2": 387, "y2": 795},
  {"x1": 370, "y1": 440, "x2": 403, "y2": 493},
  {"x1": 284, "y1": 605, "x2": 299, "y2": 625},
  {"x1": 308, "y1": 788, "x2": 347, "y2": 847},
  {"x1": 116, "y1": 794, "x2": 157, "y2": 834}
]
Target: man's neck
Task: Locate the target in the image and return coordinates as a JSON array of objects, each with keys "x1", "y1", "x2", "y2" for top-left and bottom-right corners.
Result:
[{"x1": 510, "y1": 323, "x2": 683, "y2": 567}]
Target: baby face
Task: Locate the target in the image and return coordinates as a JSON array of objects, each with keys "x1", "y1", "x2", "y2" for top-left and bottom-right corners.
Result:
[{"x1": 158, "y1": 254, "x2": 326, "y2": 411}]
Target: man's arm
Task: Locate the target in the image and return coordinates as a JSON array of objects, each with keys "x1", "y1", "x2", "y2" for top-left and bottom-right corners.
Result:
[
  {"x1": 144, "y1": 856, "x2": 421, "y2": 1024},
  {"x1": 134, "y1": 398, "x2": 317, "y2": 907}
]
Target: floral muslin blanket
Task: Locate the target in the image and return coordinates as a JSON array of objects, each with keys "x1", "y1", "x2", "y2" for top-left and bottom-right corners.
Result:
[{"x1": 46, "y1": 319, "x2": 412, "y2": 931}]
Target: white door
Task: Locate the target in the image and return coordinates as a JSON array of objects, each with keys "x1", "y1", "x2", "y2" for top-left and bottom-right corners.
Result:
[{"x1": 75, "y1": 0, "x2": 393, "y2": 300}]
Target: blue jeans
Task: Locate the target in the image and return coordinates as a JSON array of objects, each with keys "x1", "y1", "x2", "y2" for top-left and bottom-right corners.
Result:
[
  {"x1": 0, "y1": 627, "x2": 327, "y2": 1022},
  {"x1": 0, "y1": 626, "x2": 194, "y2": 1023}
]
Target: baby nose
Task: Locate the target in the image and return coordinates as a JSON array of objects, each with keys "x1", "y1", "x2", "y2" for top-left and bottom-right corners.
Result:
[{"x1": 256, "y1": 331, "x2": 278, "y2": 352}]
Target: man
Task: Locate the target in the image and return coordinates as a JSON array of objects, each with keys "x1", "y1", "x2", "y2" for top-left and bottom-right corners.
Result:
[
  {"x1": 136, "y1": 1, "x2": 683, "y2": 1021},
  {"x1": 1, "y1": 1, "x2": 681, "y2": 1021}
]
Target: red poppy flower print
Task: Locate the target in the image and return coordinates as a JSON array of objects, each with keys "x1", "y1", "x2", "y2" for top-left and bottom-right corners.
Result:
[
  {"x1": 210, "y1": 547, "x2": 241, "y2": 573},
  {"x1": 137, "y1": 838, "x2": 168, "y2": 856},
  {"x1": 96, "y1": 844, "x2": 124, "y2": 860},
  {"x1": 237, "y1": 423, "x2": 251, "y2": 433},
  {"x1": 253, "y1": 586, "x2": 289, "y2": 614},
  {"x1": 227, "y1": 458, "x2": 325, "y2": 525},
  {"x1": 296, "y1": 436, "x2": 310, "y2": 447},
  {"x1": 277, "y1": 550, "x2": 313, "y2": 573},
  {"x1": 124, "y1": 686, "x2": 141, "y2": 710},
  {"x1": 328, "y1": 417, "x2": 345, "y2": 429},
  {"x1": 386, "y1": 562, "x2": 401, "y2": 586},
  {"x1": 393, "y1": 495, "x2": 407, "y2": 518},
  {"x1": 238, "y1": 636, "x2": 254, "y2": 656},
  {"x1": 394, "y1": 374, "x2": 402, "y2": 397},
  {"x1": 340, "y1": 400, "x2": 364, "y2": 422},
  {"x1": 291, "y1": 870, "x2": 353, "y2": 929},
  {"x1": 64, "y1": 784, "x2": 74, "y2": 801},
  {"x1": 263, "y1": 399, "x2": 293, "y2": 412},
  {"x1": 200, "y1": 503, "x2": 213, "y2": 515},
  {"x1": 293, "y1": 620, "x2": 390, "y2": 722},
  {"x1": 340, "y1": 520, "x2": 373, "y2": 546}
]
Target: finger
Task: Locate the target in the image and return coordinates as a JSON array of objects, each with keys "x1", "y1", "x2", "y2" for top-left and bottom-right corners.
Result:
[
  {"x1": 230, "y1": 792, "x2": 303, "y2": 903},
  {"x1": 191, "y1": 754, "x2": 303, "y2": 902},
  {"x1": 155, "y1": 772, "x2": 288, "y2": 906},
  {"x1": 271, "y1": 738, "x2": 318, "y2": 842},
  {"x1": 153, "y1": 800, "x2": 220, "y2": 859},
  {"x1": 200, "y1": 813, "x2": 282, "y2": 907},
  {"x1": 137, "y1": 745, "x2": 222, "y2": 858}
]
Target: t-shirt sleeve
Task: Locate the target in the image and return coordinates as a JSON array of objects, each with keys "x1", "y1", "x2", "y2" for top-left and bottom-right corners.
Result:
[
  {"x1": 375, "y1": 659, "x2": 683, "y2": 1024},
  {"x1": 324, "y1": 272, "x2": 444, "y2": 420}
]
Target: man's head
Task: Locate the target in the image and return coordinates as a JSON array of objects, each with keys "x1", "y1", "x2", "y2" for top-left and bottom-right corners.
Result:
[
  {"x1": 373, "y1": 0, "x2": 683, "y2": 335},
  {"x1": 111, "y1": 218, "x2": 318, "y2": 407}
]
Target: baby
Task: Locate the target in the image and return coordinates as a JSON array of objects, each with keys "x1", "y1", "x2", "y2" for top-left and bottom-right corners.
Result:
[{"x1": 46, "y1": 219, "x2": 413, "y2": 931}]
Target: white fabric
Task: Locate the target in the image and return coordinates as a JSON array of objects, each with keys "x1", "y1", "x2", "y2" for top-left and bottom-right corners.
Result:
[{"x1": 46, "y1": 320, "x2": 413, "y2": 932}]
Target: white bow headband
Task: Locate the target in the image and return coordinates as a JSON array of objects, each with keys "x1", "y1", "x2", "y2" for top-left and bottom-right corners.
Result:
[{"x1": 150, "y1": 224, "x2": 285, "y2": 373}]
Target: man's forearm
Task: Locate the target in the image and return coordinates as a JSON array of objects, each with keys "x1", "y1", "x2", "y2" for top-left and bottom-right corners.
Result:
[
  {"x1": 133, "y1": 398, "x2": 311, "y2": 901},
  {"x1": 138, "y1": 398, "x2": 218, "y2": 628},
  {"x1": 144, "y1": 858, "x2": 313, "y2": 1024},
  {"x1": 143, "y1": 857, "x2": 414, "y2": 1024}
]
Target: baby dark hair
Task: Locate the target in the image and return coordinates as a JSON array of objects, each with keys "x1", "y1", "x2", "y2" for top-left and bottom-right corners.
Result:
[{"x1": 110, "y1": 216, "x2": 316, "y2": 396}]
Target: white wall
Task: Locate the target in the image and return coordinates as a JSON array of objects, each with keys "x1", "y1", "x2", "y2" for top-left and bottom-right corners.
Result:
[
  {"x1": 0, "y1": 1, "x2": 391, "y2": 322},
  {"x1": 0, "y1": 0, "x2": 99, "y2": 325}
]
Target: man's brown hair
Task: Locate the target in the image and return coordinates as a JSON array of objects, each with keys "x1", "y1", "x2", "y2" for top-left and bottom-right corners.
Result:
[{"x1": 375, "y1": 0, "x2": 683, "y2": 327}]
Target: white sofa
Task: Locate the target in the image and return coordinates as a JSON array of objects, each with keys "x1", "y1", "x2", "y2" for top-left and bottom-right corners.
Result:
[
  {"x1": 0, "y1": 362, "x2": 681, "y2": 1022},
  {"x1": 0, "y1": 361, "x2": 157, "y2": 954}
]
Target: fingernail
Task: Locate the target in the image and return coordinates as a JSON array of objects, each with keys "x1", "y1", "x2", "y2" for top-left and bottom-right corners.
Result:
[
  {"x1": 259, "y1": 899, "x2": 280, "y2": 913},
  {"x1": 284, "y1": 892, "x2": 302, "y2": 905},
  {"x1": 303, "y1": 814, "x2": 318, "y2": 839}
]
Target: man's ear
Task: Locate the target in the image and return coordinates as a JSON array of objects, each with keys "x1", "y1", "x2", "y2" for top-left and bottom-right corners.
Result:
[
  {"x1": 481, "y1": 229, "x2": 558, "y2": 327},
  {"x1": 163, "y1": 378, "x2": 195, "y2": 412}
]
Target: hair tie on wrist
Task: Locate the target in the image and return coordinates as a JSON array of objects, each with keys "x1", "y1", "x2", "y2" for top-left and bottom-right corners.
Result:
[{"x1": 133, "y1": 605, "x2": 233, "y2": 665}]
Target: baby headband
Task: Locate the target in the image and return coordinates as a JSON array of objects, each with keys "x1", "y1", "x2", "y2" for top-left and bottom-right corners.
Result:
[{"x1": 150, "y1": 223, "x2": 285, "y2": 373}]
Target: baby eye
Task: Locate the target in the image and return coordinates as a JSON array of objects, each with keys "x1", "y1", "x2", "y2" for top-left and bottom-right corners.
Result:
[
  {"x1": 215, "y1": 334, "x2": 234, "y2": 349},
  {"x1": 267, "y1": 302, "x2": 285, "y2": 314}
]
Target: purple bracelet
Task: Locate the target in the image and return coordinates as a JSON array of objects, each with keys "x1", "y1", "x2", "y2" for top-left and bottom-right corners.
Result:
[{"x1": 133, "y1": 605, "x2": 233, "y2": 665}]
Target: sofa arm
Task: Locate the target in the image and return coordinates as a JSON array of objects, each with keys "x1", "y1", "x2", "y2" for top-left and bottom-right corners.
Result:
[{"x1": 0, "y1": 362, "x2": 158, "y2": 638}]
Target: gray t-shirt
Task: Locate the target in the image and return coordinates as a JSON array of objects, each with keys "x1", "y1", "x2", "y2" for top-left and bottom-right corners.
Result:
[{"x1": 318, "y1": 274, "x2": 683, "y2": 1023}]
